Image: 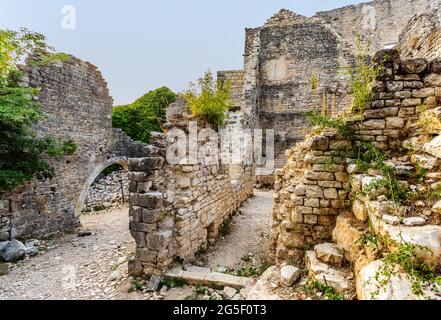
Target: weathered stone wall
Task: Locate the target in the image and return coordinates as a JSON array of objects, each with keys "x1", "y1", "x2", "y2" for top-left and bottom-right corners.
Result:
[
  {"x1": 83, "y1": 170, "x2": 129, "y2": 213},
  {"x1": 398, "y1": 12, "x2": 441, "y2": 60},
  {"x1": 0, "y1": 56, "x2": 150, "y2": 241},
  {"x1": 270, "y1": 49, "x2": 441, "y2": 265},
  {"x1": 222, "y1": 1, "x2": 440, "y2": 182},
  {"x1": 217, "y1": 70, "x2": 244, "y2": 110},
  {"x1": 128, "y1": 115, "x2": 254, "y2": 276},
  {"x1": 316, "y1": 0, "x2": 441, "y2": 52}
]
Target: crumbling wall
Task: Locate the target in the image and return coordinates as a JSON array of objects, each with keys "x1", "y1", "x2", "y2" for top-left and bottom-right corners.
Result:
[
  {"x1": 270, "y1": 49, "x2": 441, "y2": 266},
  {"x1": 0, "y1": 56, "x2": 150, "y2": 241},
  {"x1": 128, "y1": 114, "x2": 254, "y2": 276},
  {"x1": 83, "y1": 170, "x2": 129, "y2": 213},
  {"x1": 398, "y1": 12, "x2": 441, "y2": 60}
]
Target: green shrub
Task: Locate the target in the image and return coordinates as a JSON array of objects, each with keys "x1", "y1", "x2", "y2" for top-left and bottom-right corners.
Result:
[
  {"x1": 306, "y1": 111, "x2": 354, "y2": 139},
  {"x1": 344, "y1": 37, "x2": 380, "y2": 114},
  {"x1": 0, "y1": 28, "x2": 77, "y2": 193},
  {"x1": 304, "y1": 280, "x2": 345, "y2": 300},
  {"x1": 182, "y1": 71, "x2": 233, "y2": 127},
  {"x1": 112, "y1": 87, "x2": 176, "y2": 143}
]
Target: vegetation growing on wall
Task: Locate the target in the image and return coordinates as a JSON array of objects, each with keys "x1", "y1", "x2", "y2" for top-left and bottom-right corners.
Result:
[
  {"x1": 0, "y1": 28, "x2": 76, "y2": 193},
  {"x1": 182, "y1": 71, "x2": 233, "y2": 127},
  {"x1": 112, "y1": 87, "x2": 176, "y2": 143}
]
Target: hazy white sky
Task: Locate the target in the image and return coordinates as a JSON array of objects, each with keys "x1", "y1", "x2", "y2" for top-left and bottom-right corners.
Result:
[{"x1": 0, "y1": 0, "x2": 366, "y2": 105}]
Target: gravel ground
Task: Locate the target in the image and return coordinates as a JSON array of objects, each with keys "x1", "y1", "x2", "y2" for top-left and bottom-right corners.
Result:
[
  {"x1": 202, "y1": 190, "x2": 274, "y2": 270},
  {"x1": 0, "y1": 207, "x2": 136, "y2": 300}
]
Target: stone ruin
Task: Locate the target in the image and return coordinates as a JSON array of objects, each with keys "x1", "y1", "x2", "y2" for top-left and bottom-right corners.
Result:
[
  {"x1": 0, "y1": 56, "x2": 151, "y2": 241},
  {"x1": 270, "y1": 14, "x2": 441, "y2": 299}
]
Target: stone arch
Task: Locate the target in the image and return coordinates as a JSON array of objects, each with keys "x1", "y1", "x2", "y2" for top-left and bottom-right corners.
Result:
[{"x1": 75, "y1": 157, "x2": 129, "y2": 217}]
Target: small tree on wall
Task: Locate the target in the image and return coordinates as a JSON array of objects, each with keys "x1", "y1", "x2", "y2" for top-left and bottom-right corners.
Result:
[
  {"x1": 182, "y1": 71, "x2": 233, "y2": 127},
  {"x1": 0, "y1": 28, "x2": 76, "y2": 193}
]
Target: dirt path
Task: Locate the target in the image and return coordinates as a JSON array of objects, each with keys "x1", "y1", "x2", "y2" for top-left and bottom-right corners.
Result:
[
  {"x1": 0, "y1": 207, "x2": 137, "y2": 300},
  {"x1": 202, "y1": 190, "x2": 274, "y2": 270}
]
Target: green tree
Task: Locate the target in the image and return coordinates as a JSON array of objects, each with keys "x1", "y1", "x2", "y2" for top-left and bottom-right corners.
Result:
[
  {"x1": 0, "y1": 28, "x2": 75, "y2": 193},
  {"x1": 182, "y1": 71, "x2": 233, "y2": 127},
  {"x1": 112, "y1": 87, "x2": 176, "y2": 143}
]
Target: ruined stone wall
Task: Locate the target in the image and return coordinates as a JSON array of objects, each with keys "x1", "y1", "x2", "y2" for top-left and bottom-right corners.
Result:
[
  {"x1": 0, "y1": 56, "x2": 150, "y2": 241},
  {"x1": 398, "y1": 12, "x2": 441, "y2": 60},
  {"x1": 270, "y1": 49, "x2": 441, "y2": 265},
  {"x1": 242, "y1": 12, "x2": 355, "y2": 175},
  {"x1": 229, "y1": 1, "x2": 441, "y2": 180},
  {"x1": 217, "y1": 70, "x2": 244, "y2": 110},
  {"x1": 128, "y1": 117, "x2": 254, "y2": 276},
  {"x1": 316, "y1": 0, "x2": 441, "y2": 52}
]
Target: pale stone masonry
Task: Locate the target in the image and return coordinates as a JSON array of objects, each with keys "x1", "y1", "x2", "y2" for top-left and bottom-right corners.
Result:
[
  {"x1": 220, "y1": 0, "x2": 441, "y2": 183},
  {"x1": 398, "y1": 12, "x2": 441, "y2": 60}
]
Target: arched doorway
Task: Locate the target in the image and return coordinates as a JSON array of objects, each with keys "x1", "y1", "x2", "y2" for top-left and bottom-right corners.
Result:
[{"x1": 75, "y1": 157, "x2": 128, "y2": 217}]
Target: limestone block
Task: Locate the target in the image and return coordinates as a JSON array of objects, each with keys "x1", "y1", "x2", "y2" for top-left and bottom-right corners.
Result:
[
  {"x1": 280, "y1": 265, "x2": 301, "y2": 287},
  {"x1": 332, "y1": 213, "x2": 364, "y2": 263},
  {"x1": 294, "y1": 185, "x2": 306, "y2": 196},
  {"x1": 403, "y1": 217, "x2": 426, "y2": 227},
  {"x1": 306, "y1": 185, "x2": 323, "y2": 198},
  {"x1": 310, "y1": 136, "x2": 329, "y2": 151},
  {"x1": 305, "y1": 251, "x2": 351, "y2": 293},
  {"x1": 400, "y1": 59, "x2": 428, "y2": 74},
  {"x1": 136, "y1": 248, "x2": 157, "y2": 263},
  {"x1": 412, "y1": 87, "x2": 435, "y2": 98},
  {"x1": 423, "y1": 135, "x2": 441, "y2": 158},
  {"x1": 382, "y1": 214, "x2": 401, "y2": 226},
  {"x1": 130, "y1": 192, "x2": 163, "y2": 209},
  {"x1": 146, "y1": 231, "x2": 173, "y2": 251},
  {"x1": 324, "y1": 188, "x2": 338, "y2": 200},
  {"x1": 305, "y1": 171, "x2": 335, "y2": 181},
  {"x1": 385, "y1": 117, "x2": 404, "y2": 129},
  {"x1": 401, "y1": 100, "x2": 421, "y2": 109},
  {"x1": 360, "y1": 119, "x2": 385, "y2": 130},
  {"x1": 128, "y1": 157, "x2": 164, "y2": 171},
  {"x1": 247, "y1": 266, "x2": 283, "y2": 300},
  {"x1": 352, "y1": 199, "x2": 368, "y2": 222},
  {"x1": 424, "y1": 74, "x2": 441, "y2": 87}
]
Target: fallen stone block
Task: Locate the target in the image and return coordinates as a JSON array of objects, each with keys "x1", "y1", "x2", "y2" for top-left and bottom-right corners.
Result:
[
  {"x1": 0, "y1": 239, "x2": 26, "y2": 262},
  {"x1": 314, "y1": 243, "x2": 344, "y2": 268},
  {"x1": 280, "y1": 265, "x2": 301, "y2": 287},
  {"x1": 247, "y1": 266, "x2": 283, "y2": 300}
]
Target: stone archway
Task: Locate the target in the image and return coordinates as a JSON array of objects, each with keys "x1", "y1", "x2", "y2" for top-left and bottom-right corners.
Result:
[{"x1": 75, "y1": 157, "x2": 129, "y2": 217}]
